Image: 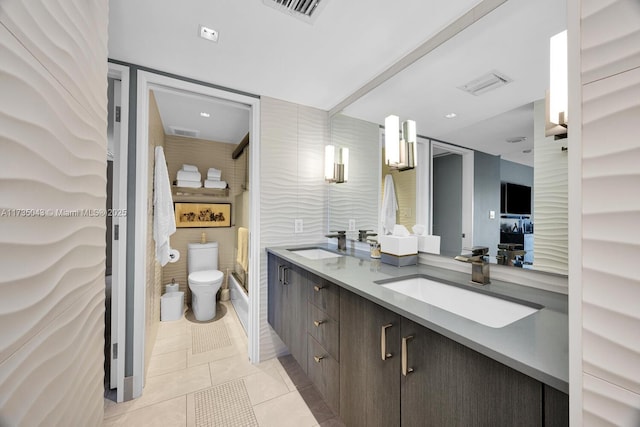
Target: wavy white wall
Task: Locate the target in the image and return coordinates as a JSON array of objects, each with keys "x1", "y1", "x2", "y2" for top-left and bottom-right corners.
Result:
[
  {"x1": 259, "y1": 97, "x2": 328, "y2": 361},
  {"x1": 0, "y1": 1, "x2": 108, "y2": 426},
  {"x1": 580, "y1": 0, "x2": 640, "y2": 423}
]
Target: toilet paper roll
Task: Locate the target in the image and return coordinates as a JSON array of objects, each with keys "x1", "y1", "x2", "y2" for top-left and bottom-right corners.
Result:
[{"x1": 168, "y1": 249, "x2": 180, "y2": 263}]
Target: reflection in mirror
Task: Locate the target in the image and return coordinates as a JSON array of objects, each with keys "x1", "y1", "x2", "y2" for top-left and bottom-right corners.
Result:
[
  {"x1": 327, "y1": 114, "x2": 379, "y2": 239},
  {"x1": 328, "y1": 0, "x2": 568, "y2": 275}
]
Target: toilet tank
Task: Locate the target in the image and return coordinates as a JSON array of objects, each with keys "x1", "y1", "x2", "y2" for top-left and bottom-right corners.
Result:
[{"x1": 187, "y1": 242, "x2": 218, "y2": 273}]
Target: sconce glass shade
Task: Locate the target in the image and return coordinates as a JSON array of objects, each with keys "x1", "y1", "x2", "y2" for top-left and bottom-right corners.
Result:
[
  {"x1": 549, "y1": 30, "x2": 567, "y2": 126},
  {"x1": 325, "y1": 145, "x2": 348, "y2": 183},
  {"x1": 385, "y1": 115, "x2": 400, "y2": 166}
]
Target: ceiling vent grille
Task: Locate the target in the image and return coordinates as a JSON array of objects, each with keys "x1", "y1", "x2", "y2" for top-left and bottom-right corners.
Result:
[
  {"x1": 262, "y1": 0, "x2": 327, "y2": 23},
  {"x1": 458, "y1": 71, "x2": 512, "y2": 96},
  {"x1": 170, "y1": 126, "x2": 200, "y2": 138}
]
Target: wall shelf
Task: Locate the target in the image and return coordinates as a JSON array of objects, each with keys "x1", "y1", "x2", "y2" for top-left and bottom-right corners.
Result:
[{"x1": 172, "y1": 185, "x2": 229, "y2": 202}]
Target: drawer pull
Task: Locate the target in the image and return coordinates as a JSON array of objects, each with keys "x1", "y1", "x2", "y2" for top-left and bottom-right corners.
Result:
[
  {"x1": 402, "y1": 335, "x2": 414, "y2": 376},
  {"x1": 381, "y1": 323, "x2": 393, "y2": 360},
  {"x1": 313, "y1": 320, "x2": 325, "y2": 327},
  {"x1": 313, "y1": 355, "x2": 325, "y2": 363},
  {"x1": 313, "y1": 284, "x2": 326, "y2": 292}
]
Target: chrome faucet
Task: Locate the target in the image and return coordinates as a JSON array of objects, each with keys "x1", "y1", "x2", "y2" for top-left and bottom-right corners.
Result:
[
  {"x1": 325, "y1": 230, "x2": 347, "y2": 251},
  {"x1": 358, "y1": 229, "x2": 378, "y2": 242},
  {"x1": 455, "y1": 246, "x2": 490, "y2": 285}
]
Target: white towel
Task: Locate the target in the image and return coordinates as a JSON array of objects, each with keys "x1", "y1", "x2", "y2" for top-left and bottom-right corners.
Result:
[
  {"x1": 176, "y1": 170, "x2": 201, "y2": 181},
  {"x1": 207, "y1": 168, "x2": 222, "y2": 180},
  {"x1": 204, "y1": 179, "x2": 227, "y2": 189},
  {"x1": 182, "y1": 164, "x2": 198, "y2": 172},
  {"x1": 153, "y1": 147, "x2": 176, "y2": 266},
  {"x1": 176, "y1": 180, "x2": 202, "y2": 188},
  {"x1": 381, "y1": 174, "x2": 398, "y2": 235}
]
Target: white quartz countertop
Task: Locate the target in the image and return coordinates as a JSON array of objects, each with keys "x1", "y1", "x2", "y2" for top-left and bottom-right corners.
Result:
[{"x1": 267, "y1": 244, "x2": 569, "y2": 393}]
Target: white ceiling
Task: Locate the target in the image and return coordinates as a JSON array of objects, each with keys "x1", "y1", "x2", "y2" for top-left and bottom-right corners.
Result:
[{"x1": 108, "y1": 0, "x2": 566, "y2": 165}]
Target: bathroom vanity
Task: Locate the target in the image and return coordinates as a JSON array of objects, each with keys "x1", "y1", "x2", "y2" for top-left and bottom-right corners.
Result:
[{"x1": 267, "y1": 245, "x2": 569, "y2": 427}]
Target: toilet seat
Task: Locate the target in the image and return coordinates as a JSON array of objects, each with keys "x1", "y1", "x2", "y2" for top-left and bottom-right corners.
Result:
[{"x1": 189, "y1": 269, "x2": 223, "y2": 285}]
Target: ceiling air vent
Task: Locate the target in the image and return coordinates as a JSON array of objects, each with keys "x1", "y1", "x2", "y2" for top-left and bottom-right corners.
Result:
[
  {"x1": 458, "y1": 71, "x2": 512, "y2": 96},
  {"x1": 262, "y1": 0, "x2": 327, "y2": 23},
  {"x1": 170, "y1": 126, "x2": 200, "y2": 138}
]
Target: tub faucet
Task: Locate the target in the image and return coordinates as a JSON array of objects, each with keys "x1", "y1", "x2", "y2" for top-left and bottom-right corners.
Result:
[
  {"x1": 358, "y1": 229, "x2": 378, "y2": 242},
  {"x1": 454, "y1": 246, "x2": 490, "y2": 285},
  {"x1": 325, "y1": 230, "x2": 347, "y2": 251}
]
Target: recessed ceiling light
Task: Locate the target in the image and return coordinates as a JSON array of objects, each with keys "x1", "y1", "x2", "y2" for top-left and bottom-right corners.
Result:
[
  {"x1": 199, "y1": 25, "x2": 219, "y2": 43},
  {"x1": 506, "y1": 136, "x2": 527, "y2": 143},
  {"x1": 445, "y1": 113, "x2": 457, "y2": 119},
  {"x1": 200, "y1": 112, "x2": 211, "y2": 118}
]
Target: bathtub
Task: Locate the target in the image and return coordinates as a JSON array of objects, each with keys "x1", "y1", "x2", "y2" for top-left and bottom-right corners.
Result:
[{"x1": 228, "y1": 273, "x2": 248, "y2": 334}]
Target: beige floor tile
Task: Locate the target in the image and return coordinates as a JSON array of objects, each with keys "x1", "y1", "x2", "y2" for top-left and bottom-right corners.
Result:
[
  {"x1": 103, "y1": 396, "x2": 186, "y2": 427},
  {"x1": 187, "y1": 336, "x2": 245, "y2": 367},
  {"x1": 147, "y1": 349, "x2": 188, "y2": 377},
  {"x1": 208, "y1": 354, "x2": 262, "y2": 386},
  {"x1": 253, "y1": 391, "x2": 318, "y2": 427},
  {"x1": 242, "y1": 367, "x2": 290, "y2": 406},
  {"x1": 186, "y1": 392, "x2": 195, "y2": 427},
  {"x1": 104, "y1": 364, "x2": 211, "y2": 418},
  {"x1": 156, "y1": 318, "x2": 188, "y2": 341},
  {"x1": 153, "y1": 333, "x2": 190, "y2": 356}
]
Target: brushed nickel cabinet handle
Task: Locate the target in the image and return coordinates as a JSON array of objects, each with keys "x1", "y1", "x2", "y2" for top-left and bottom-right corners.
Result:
[
  {"x1": 381, "y1": 323, "x2": 393, "y2": 360},
  {"x1": 313, "y1": 320, "x2": 325, "y2": 327},
  {"x1": 314, "y1": 355, "x2": 324, "y2": 363},
  {"x1": 278, "y1": 265, "x2": 283, "y2": 283},
  {"x1": 282, "y1": 267, "x2": 289, "y2": 285},
  {"x1": 313, "y1": 284, "x2": 325, "y2": 292},
  {"x1": 402, "y1": 335, "x2": 414, "y2": 376}
]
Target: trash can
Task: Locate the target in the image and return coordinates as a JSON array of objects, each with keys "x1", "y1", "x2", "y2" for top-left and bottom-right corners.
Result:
[{"x1": 161, "y1": 291, "x2": 184, "y2": 321}]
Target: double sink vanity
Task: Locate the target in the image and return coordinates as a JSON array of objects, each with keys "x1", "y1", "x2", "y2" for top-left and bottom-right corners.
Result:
[{"x1": 267, "y1": 244, "x2": 568, "y2": 427}]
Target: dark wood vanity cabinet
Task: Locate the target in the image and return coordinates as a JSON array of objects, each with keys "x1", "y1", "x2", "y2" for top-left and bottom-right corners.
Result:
[
  {"x1": 339, "y1": 287, "x2": 566, "y2": 427},
  {"x1": 268, "y1": 254, "x2": 568, "y2": 426},
  {"x1": 267, "y1": 254, "x2": 308, "y2": 372}
]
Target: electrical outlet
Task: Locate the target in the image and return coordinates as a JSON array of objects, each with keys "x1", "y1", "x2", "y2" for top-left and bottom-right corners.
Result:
[
  {"x1": 348, "y1": 219, "x2": 356, "y2": 231},
  {"x1": 294, "y1": 219, "x2": 303, "y2": 233}
]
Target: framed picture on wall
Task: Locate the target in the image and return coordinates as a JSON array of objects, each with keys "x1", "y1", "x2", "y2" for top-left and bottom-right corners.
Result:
[{"x1": 174, "y1": 203, "x2": 231, "y2": 228}]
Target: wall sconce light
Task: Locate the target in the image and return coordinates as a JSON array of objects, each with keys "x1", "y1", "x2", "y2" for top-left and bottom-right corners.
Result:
[
  {"x1": 546, "y1": 30, "x2": 568, "y2": 140},
  {"x1": 385, "y1": 115, "x2": 417, "y2": 170},
  {"x1": 325, "y1": 145, "x2": 349, "y2": 183}
]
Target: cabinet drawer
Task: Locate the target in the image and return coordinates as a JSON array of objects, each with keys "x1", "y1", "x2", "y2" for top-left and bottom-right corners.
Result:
[
  {"x1": 307, "y1": 303, "x2": 339, "y2": 361},
  {"x1": 308, "y1": 275, "x2": 340, "y2": 320},
  {"x1": 307, "y1": 335, "x2": 339, "y2": 415}
]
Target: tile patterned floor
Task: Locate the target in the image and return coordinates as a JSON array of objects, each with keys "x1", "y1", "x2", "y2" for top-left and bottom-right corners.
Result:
[{"x1": 103, "y1": 301, "x2": 343, "y2": 426}]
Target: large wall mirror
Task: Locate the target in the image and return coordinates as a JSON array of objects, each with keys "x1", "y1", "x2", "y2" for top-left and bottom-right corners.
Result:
[{"x1": 328, "y1": 0, "x2": 568, "y2": 276}]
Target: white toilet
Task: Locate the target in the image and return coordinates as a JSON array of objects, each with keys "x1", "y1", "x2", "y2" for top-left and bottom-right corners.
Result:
[{"x1": 187, "y1": 242, "x2": 224, "y2": 321}]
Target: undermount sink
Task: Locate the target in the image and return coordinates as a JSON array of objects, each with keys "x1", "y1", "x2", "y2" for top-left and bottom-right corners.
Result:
[
  {"x1": 290, "y1": 248, "x2": 343, "y2": 260},
  {"x1": 379, "y1": 276, "x2": 540, "y2": 328}
]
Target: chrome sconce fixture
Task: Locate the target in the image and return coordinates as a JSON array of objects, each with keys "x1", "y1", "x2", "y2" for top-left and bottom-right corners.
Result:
[
  {"x1": 385, "y1": 115, "x2": 417, "y2": 170},
  {"x1": 325, "y1": 145, "x2": 349, "y2": 183},
  {"x1": 545, "y1": 30, "x2": 568, "y2": 140}
]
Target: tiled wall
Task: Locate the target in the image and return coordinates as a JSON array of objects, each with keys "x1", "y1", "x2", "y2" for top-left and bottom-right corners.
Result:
[
  {"x1": 533, "y1": 99, "x2": 569, "y2": 275},
  {"x1": 580, "y1": 0, "x2": 640, "y2": 423},
  {"x1": 259, "y1": 97, "x2": 328, "y2": 360},
  {"x1": 0, "y1": 1, "x2": 108, "y2": 425}
]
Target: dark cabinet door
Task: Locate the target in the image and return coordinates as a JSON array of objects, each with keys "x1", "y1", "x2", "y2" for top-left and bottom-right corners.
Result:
[
  {"x1": 544, "y1": 384, "x2": 569, "y2": 427},
  {"x1": 284, "y1": 264, "x2": 308, "y2": 372},
  {"x1": 400, "y1": 317, "x2": 542, "y2": 427},
  {"x1": 340, "y1": 288, "x2": 401, "y2": 427},
  {"x1": 267, "y1": 253, "x2": 285, "y2": 336}
]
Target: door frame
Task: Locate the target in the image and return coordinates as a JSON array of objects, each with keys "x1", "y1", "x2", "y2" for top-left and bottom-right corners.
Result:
[
  {"x1": 107, "y1": 63, "x2": 129, "y2": 403},
  {"x1": 133, "y1": 71, "x2": 261, "y2": 397}
]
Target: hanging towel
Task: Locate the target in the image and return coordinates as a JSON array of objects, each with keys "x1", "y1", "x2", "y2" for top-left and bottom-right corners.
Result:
[
  {"x1": 153, "y1": 147, "x2": 176, "y2": 266},
  {"x1": 381, "y1": 174, "x2": 398, "y2": 235},
  {"x1": 237, "y1": 227, "x2": 249, "y2": 273}
]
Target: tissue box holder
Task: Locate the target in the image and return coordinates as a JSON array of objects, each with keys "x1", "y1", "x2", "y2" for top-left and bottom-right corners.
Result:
[{"x1": 380, "y1": 235, "x2": 418, "y2": 266}]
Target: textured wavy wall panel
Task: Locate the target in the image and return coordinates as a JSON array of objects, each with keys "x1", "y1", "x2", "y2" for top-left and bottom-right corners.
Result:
[
  {"x1": 581, "y1": 2, "x2": 640, "y2": 419},
  {"x1": 259, "y1": 97, "x2": 327, "y2": 360},
  {"x1": 581, "y1": 0, "x2": 640, "y2": 84},
  {"x1": 0, "y1": 1, "x2": 107, "y2": 425},
  {"x1": 533, "y1": 100, "x2": 568, "y2": 275},
  {"x1": 329, "y1": 114, "x2": 380, "y2": 233}
]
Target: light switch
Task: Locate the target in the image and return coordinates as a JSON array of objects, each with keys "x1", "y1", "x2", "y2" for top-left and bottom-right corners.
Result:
[
  {"x1": 489, "y1": 210, "x2": 496, "y2": 219},
  {"x1": 348, "y1": 219, "x2": 356, "y2": 231},
  {"x1": 294, "y1": 219, "x2": 303, "y2": 233}
]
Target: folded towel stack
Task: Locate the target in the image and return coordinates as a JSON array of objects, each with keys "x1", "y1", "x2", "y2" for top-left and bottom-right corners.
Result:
[
  {"x1": 176, "y1": 164, "x2": 202, "y2": 188},
  {"x1": 204, "y1": 167, "x2": 227, "y2": 189}
]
